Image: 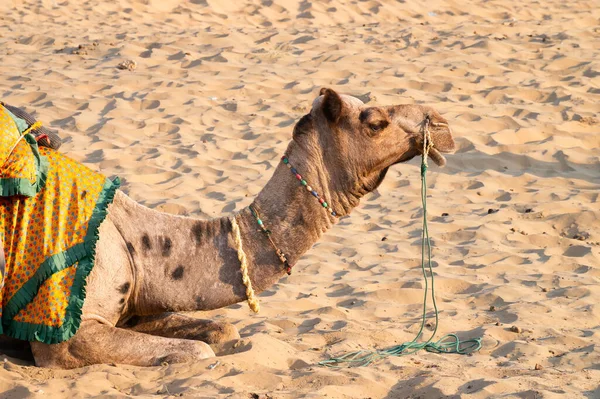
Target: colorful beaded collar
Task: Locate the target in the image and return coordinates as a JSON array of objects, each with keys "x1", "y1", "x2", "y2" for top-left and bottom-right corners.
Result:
[
  {"x1": 249, "y1": 155, "x2": 338, "y2": 275},
  {"x1": 281, "y1": 156, "x2": 337, "y2": 217}
]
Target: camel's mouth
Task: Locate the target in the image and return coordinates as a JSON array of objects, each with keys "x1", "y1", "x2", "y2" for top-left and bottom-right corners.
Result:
[
  {"x1": 391, "y1": 143, "x2": 453, "y2": 168},
  {"x1": 427, "y1": 147, "x2": 448, "y2": 167},
  {"x1": 424, "y1": 120, "x2": 455, "y2": 167}
]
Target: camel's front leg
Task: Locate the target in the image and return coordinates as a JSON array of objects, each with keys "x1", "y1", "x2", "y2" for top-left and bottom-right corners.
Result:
[
  {"x1": 30, "y1": 320, "x2": 215, "y2": 369},
  {"x1": 123, "y1": 313, "x2": 240, "y2": 344}
]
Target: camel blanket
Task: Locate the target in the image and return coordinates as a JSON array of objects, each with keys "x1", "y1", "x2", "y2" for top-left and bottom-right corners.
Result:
[{"x1": 0, "y1": 104, "x2": 120, "y2": 344}]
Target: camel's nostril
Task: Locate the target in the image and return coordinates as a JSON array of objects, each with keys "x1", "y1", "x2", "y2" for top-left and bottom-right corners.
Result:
[{"x1": 428, "y1": 124, "x2": 455, "y2": 154}]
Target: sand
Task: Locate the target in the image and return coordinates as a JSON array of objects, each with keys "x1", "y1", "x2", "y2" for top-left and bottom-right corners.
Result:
[{"x1": 1, "y1": 0, "x2": 599, "y2": 398}]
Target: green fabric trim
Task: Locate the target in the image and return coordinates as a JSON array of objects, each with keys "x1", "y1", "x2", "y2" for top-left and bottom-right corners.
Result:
[
  {"x1": 2, "y1": 243, "x2": 86, "y2": 322},
  {"x1": 59, "y1": 177, "x2": 120, "y2": 344},
  {"x1": 1, "y1": 177, "x2": 120, "y2": 344},
  {"x1": 0, "y1": 134, "x2": 49, "y2": 197}
]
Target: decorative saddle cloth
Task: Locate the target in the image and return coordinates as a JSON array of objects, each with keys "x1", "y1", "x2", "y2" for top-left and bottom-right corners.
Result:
[{"x1": 0, "y1": 104, "x2": 120, "y2": 344}]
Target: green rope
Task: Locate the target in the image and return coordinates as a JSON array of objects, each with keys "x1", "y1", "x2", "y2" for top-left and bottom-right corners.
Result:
[{"x1": 319, "y1": 147, "x2": 482, "y2": 368}]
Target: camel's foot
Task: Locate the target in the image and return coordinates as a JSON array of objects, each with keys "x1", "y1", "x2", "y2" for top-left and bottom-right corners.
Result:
[
  {"x1": 31, "y1": 320, "x2": 215, "y2": 369},
  {"x1": 123, "y1": 312, "x2": 240, "y2": 345}
]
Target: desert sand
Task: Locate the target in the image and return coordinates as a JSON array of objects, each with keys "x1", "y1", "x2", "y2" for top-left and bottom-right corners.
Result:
[{"x1": 0, "y1": 0, "x2": 599, "y2": 398}]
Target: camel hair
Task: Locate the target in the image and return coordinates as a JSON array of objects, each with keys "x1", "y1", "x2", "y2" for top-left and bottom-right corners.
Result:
[{"x1": 5, "y1": 88, "x2": 456, "y2": 369}]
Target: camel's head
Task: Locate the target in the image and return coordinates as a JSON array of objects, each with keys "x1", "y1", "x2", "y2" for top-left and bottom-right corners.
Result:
[{"x1": 293, "y1": 88, "x2": 456, "y2": 196}]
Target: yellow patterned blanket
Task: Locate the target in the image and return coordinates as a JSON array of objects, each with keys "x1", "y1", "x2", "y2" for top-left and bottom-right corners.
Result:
[{"x1": 0, "y1": 104, "x2": 119, "y2": 344}]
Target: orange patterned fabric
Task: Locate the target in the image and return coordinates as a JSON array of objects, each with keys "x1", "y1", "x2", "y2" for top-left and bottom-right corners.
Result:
[
  {"x1": 0, "y1": 104, "x2": 48, "y2": 198},
  {"x1": 14, "y1": 267, "x2": 76, "y2": 326},
  {"x1": 2, "y1": 135, "x2": 37, "y2": 184},
  {"x1": 1, "y1": 129, "x2": 119, "y2": 343},
  {"x1": 0, "y1": 104, "x2": 21, "y2": 166}
]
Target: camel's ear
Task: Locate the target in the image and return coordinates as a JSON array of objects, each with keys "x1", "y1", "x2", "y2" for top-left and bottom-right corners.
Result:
[{"x1": 319, "y1": 88, "x2": 343, "y2": 124}]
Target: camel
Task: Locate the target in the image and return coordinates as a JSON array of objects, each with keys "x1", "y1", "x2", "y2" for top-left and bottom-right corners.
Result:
[{"x1": 2, "y1": 88, "x2": 455, "y2": 368}]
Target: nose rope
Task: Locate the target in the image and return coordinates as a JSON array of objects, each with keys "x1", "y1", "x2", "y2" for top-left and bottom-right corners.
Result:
[
  {"x1": 422, "y1": 115, "x2": 434, "y2": 169},
  {"x1": 318, "y1": 115, "x2": 482, "y2": 368}
]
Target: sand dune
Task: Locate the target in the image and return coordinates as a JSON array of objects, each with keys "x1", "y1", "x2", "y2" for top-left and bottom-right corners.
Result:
[{"x1": 1, "y1": 0, "x2": 599, "y2": 397}]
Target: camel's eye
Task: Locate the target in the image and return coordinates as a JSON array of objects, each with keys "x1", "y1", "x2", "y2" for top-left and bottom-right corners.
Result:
[
  {"x1": 360, "y1": 108, "x2": 389, "y2": 136},
  {"x1": 368, "y1": 121, "x2": 388, "y2": 135},
  {"x1": 370, "y1": 124, "x2": 383, "y2": 132}
]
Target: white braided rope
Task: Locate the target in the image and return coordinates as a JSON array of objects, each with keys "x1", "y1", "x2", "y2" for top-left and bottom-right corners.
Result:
[
  {"x1": 230, "y1": 216, "x2": 260, "y2": 313},
  {"x1": 423, "y1": 117, "x2": 433, "y2": 165}
]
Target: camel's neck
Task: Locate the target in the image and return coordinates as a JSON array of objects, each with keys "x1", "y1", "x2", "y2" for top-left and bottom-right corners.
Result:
[
  {"x1": 251, "y1": 144, "x2": 338, "y2": 268},
  {"x1": 109, "y1": 142, "x2": 350, "y2": 315}
]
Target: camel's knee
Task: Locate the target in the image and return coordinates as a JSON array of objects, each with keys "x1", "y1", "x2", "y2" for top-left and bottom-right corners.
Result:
[
  {"x1": 202, "y1": 322, "x2": 240, "y2": 344},
  {"x1": 156, "y1": 341, "x2": 215, "y2": 365}
]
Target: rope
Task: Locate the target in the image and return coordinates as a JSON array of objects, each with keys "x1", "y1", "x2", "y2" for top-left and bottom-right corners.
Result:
[
  {"x1": 230, "y1": 216, "x2": 260, "y2": 313},
  {"x1": 319, "y1": 116, "x2": 482, "y2": 368},
  {"x1": 249, "y1": 205, "x2": 291, "y2": 274}
]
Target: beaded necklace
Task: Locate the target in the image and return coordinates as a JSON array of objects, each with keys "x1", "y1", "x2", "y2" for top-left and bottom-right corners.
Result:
[
  {"x1": 249, "y1": 155, "x2": 338, "y2": 275},
  {"x1": 249, "y1": 205, "x2": 291, "y2": 275},
  {"x1": 281, "y1": 156, "x2": 337, "y2": 217}
]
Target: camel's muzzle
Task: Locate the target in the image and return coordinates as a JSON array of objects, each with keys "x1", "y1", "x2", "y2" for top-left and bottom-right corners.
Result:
[{"x1": 424, "y1": 120, "x2": 456, "y2": 167}]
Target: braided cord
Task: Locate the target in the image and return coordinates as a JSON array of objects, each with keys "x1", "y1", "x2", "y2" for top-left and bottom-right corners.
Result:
[{"x1": 230, "y1": 216, "x2": 260, "y2": 313}]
